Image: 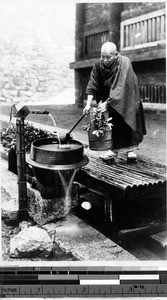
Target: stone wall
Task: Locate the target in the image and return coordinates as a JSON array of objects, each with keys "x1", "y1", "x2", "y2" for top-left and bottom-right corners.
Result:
[{"x1": 0, "y1": 0, "x2": 75, "y2": 104}]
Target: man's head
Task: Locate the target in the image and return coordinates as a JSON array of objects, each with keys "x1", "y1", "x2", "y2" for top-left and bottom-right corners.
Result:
[{"x1": 101, "y1": 42, "x2": 118, "y2": 67}]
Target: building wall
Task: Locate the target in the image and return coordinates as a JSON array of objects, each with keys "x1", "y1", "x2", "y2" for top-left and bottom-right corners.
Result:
[
  {"x1": 0, "y1": 0, "x2": 75, "y2": 104},
  {"x1": 85, "y1": 3, "x2": 111, "y2": 26},
  {"x1": 122, "y1": 2, "x2": 165, "y2": 20},
  {"x1": 84, "y1": 3, "x2": 123, "y2": 51},
  {"x1": 133, "y1": 59, "x2": 165, "y2": 87}
]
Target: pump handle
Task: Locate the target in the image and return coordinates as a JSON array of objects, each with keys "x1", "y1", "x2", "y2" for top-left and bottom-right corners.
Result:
[
  {"x1": 68, "y1": 113, "x2": 86, "y2": 135},
  {"x1": 66, "y1": 113, "x2": 86, "y2": 141}
]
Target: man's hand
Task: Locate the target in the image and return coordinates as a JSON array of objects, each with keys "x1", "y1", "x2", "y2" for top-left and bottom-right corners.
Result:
[
  {"x1": 98, "y1": 101, "x2": 107, "y2": 112},
  {"x1": 83, "y1": 104, "x2": 91, "y2": 115}
]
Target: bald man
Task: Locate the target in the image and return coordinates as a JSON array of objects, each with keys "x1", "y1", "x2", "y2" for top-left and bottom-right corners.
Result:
[{"x1": 83, "y1": 42, "x2": 146, "y2": 161}]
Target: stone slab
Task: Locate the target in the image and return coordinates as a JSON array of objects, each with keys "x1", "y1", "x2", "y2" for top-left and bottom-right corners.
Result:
[{"x1": 43, "y1": 214, "x2": 137, "y2": 261}]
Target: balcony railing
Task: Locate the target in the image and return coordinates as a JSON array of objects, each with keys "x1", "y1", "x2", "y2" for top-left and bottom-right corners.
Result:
[{"x1": 121, "y1": 9, "x2": 166, "y2": 50}]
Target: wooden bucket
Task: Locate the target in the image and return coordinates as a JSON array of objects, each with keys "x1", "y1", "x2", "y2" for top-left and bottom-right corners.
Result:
[
  {"x1": 88, "y1": 109, "x2": 113, "y2": 151},
  {"x1": 88, "y1": 125, "x2": 113, "y2": 151}
]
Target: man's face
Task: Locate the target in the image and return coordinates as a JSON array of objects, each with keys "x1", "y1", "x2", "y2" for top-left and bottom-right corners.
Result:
[{"x1": 101, "y1": 50, "x2": 117, "y2": 67}]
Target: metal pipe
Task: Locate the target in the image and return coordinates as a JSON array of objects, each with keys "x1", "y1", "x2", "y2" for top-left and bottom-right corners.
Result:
[
  {"x1": 16, "y1": 118, "x2": 28, "y2": 221},
  {"x1": 30, "y1": 110, "x2": 49, "y2": 114},
  {"x1": 10, "y1": 105, "x2": 52, "y2": 221}
]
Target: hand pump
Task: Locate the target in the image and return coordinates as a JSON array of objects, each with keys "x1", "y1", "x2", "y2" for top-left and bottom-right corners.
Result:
[{"x1": 11, "y1": 104, "x2": 49, "y2": 222}]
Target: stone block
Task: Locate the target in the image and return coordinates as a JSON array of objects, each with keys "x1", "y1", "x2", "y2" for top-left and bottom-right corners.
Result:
[
  {"x1": 27, "y1": 183, "x2": 77, "y2": 225},
  {"x1": 1, "y1": 159, "x2": 19, "y2": 224},
  {"x1": 10, "y1": 226, "x2": 53, "y2": 258},
  {"x1": 1, "y1": 187, "x2": 19, "y2": 224}
]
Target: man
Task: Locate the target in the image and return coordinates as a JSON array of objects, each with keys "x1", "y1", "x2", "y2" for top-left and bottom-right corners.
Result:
[{"x1": 83, "y1": 42, "x2": 146, "y2": 161}]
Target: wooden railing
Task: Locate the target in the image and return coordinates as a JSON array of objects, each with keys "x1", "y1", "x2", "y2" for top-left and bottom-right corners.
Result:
[
  {"x1": 121, "y1": 9, "x2": 166, "y2": 50},
  {"x1": 84, "y1": 30, "x2": 110, "y2": 57},
  {"x1": 139, "y1": 85, "x2": 166, "y2": 104}
]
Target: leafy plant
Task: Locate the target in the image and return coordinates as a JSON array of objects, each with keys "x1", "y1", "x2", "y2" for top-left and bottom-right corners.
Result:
[
  {"x1": 1, "y1": 122, "x2": 52, "y2": 153},
  {"x1": 84, "y1": 107, "x2": 113, "y2": 137}
]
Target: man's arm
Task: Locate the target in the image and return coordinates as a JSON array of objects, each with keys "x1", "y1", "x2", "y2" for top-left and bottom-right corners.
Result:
[{"x1": 83, "y1": 94, "x2": 94, "y2": 115}]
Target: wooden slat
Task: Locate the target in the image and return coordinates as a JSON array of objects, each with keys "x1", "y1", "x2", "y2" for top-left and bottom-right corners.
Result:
[
  {"x1": 125, "y1": 25, "x2": 129, "y2": 47},
  {"x1": 134, "y1": 23, "x2": 137, "y2": 45},
  {"x1": 151, "y1": 18, "x2": 156, "y2": 42},
  {"x1": 160, "y1": 15, "x2": 165, "y2": 40},
  {"x1": 129, "y1": 24, "x2": 133, "y2": 46},
  {"x1": 156, "y1": 16, "x2": 161, "y2": 40},
  {"x1": 144, "y1": 86, "x2": 147, "y2": 101},
  {"x1": 161, "y1": 86, "x2": 165, "y2": 103},
  {"x1": 154, "y1": 86, "x2": 157, "y2": 103},
  {"x1": 120, "y1": 21, "x2": 124, "y2": 50},
  {"x1": 92, "y1": 35, "x2": 95, "y2": 53},
  {"x1": 143, "y1": 20, "x2": 147, "y2": 44},
  {"x1": 151, "y1": 86, "x2": 154, "y2": 103},
  {"x1": 147, "y1": 19, "x2": 152, "y2": 43},
  {"x1": 140, "y1": 21, "x2": 144, "y2": 44},
  {"x1": 123, "y1": 27, "x2": 126, "y2": 48},
  {"x1": 97, "y1": 34, "x2": 100, "y2": 53},
  {"x1": 140, "y1": 86, "x2": 143, "y2": 101},
  {"x1": 157, "y1": 86, "x2": 161, "y2": 103},
  {"x1": 147, "y1": 86, "x2": 151, "y2": 103}
]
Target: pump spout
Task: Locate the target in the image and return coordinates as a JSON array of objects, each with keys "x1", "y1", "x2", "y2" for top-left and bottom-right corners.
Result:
[
  {"x1": 11, "y1": 104, "x2": 50, "y2": 119},
  {"x1": 11, "y1": 104, "x2": 30, "y2": 119}
]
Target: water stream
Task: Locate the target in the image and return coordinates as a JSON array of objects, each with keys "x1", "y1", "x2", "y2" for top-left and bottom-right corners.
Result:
[
  {"x1": 57, "y1": 169, "x2": 78, "y2": 213},
  {"x1": 48, "y1": 113, "x2": 61, "y2": 145}
]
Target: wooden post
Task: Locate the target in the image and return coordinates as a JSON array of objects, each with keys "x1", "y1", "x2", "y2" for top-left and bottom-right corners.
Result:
[
  {"x1": 16, "y1": 118, "x2": 28, "y2": 221},
  {"x1": 75, "y1": 3, "x2": 85, "y2": 106},
  {"x1": 109, "y1": 3, "x2": 123, "y2": 50},
  {"x1": 75, "y1": 3, "x2": 85, "y2": 61}
]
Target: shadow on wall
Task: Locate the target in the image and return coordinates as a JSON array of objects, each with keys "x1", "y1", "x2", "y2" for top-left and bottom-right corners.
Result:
[{"x1": 0, "y1": 0, "x2": 75, "y2": 104}]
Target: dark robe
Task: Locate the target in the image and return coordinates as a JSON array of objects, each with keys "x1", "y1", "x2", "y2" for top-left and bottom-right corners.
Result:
[{"x1": 86, "y1": 54, "x2": 146, "y2": 150}]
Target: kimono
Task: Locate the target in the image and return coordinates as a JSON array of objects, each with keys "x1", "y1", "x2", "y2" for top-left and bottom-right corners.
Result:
[{"x1": 86, "y1": 54, "x2": 146, "y2": 150}]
